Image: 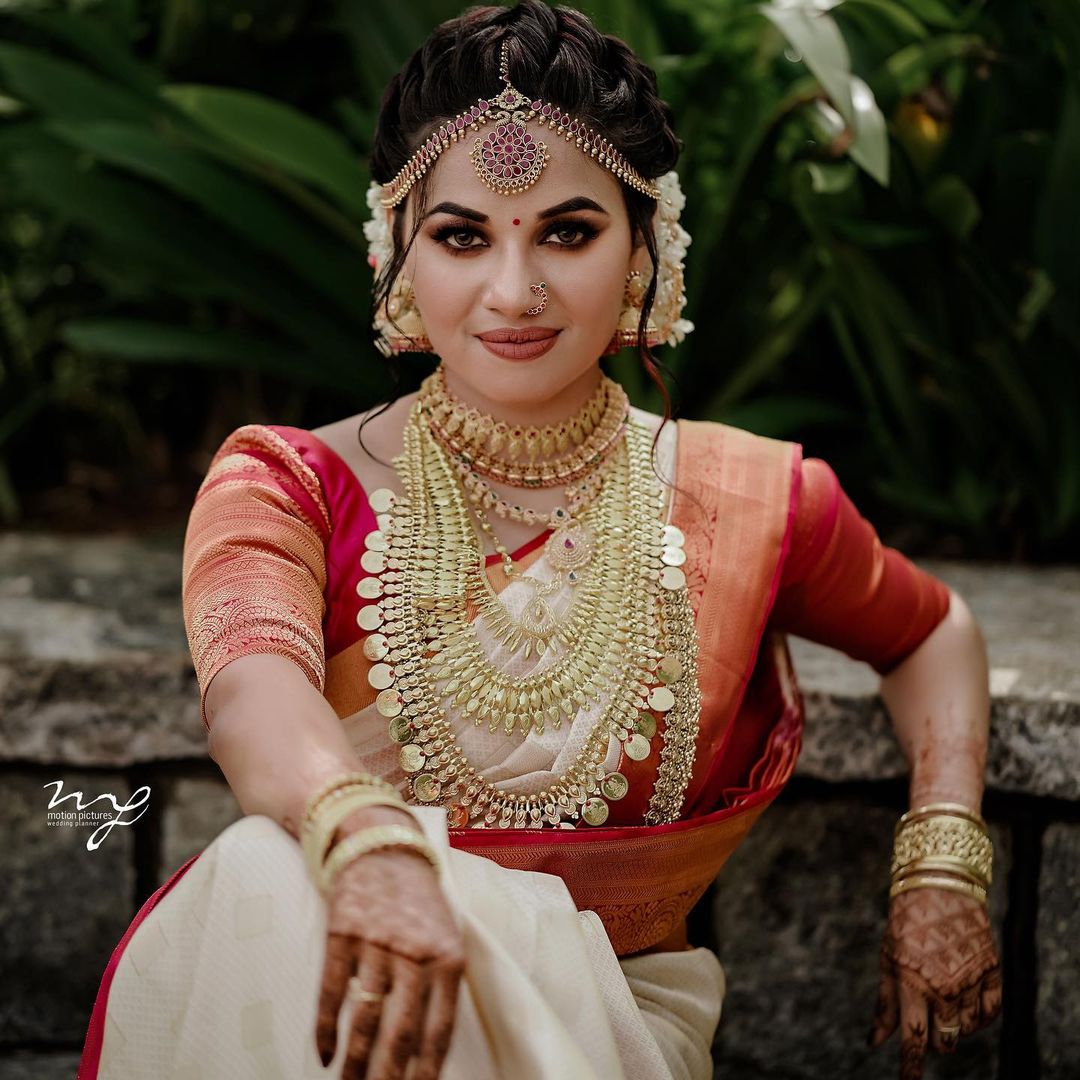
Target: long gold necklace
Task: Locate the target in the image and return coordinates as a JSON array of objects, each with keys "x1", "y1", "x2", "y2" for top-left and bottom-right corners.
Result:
[{"x1": 357, "y1": 403, "x2": 701, "y2": 828}]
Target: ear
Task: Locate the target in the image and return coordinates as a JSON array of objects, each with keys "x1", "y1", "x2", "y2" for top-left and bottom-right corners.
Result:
[{"x1": 629, "y1": 203, "x2": 660, "y2": 272}]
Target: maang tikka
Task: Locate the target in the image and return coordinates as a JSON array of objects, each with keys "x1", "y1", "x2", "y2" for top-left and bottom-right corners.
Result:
[{"x1": 364, "y1": 37, "x2": 695, "y2": 355}]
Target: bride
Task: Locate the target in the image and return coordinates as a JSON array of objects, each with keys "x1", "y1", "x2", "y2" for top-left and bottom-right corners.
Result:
[{"x1": 78, "y1": 3, "x2": 1002, "y2": 1078}]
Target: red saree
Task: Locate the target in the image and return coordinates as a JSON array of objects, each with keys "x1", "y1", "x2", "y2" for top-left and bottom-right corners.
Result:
[{"x1": 78, "y1": 414, "x2": 949, "y2": 1078}]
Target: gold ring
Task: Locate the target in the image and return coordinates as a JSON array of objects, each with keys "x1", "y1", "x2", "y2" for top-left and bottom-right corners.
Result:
[
  {"x1": 938, "y1": 1022, "x2": 962, "y2": 1036},
  {"x1": 346, "y1": 976, "x2": 385, "y2": 1005}
]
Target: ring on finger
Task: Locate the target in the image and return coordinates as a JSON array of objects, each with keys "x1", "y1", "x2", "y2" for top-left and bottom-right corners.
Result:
[
  {"x1": 347, "y1": 975, "x2": 386, "y2": 1005},
  {"x1": 938, "y1": 1022, "x2": 961, "y2": 1036}
]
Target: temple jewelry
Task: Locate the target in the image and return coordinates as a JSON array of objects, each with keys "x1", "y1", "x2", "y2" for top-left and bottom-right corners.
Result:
[
  {"x1": 379, "y1": 40, "x2": 661, "y2": 209},
  {"x1": 352, "y1": 405, "x2": 701, "y2": 827},
  {"x1": 526, "y1": 281, "x2": 548, "y2": 316}
]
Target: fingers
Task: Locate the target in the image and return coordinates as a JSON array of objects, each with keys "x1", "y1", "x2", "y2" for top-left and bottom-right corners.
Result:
[
  {"x1": 315, "y1": 936, "x2": 355, "y2": 1067},
  {"x1": 958, "y1": 981, "x2": 982, "y2": 1036},
  {"x1": 868, "y1": 951, "x2": 900, "y2": 1049},
  {"x1": 898, "y1": 977, "x2": 929, "y2": 1080},
  {"x1": 342, "y1": 942, "x2": 394, "y2": 1078},
  {"x1": 981, "y1": 967, "x2": 1003, "y2": 1026},
  {"x1": 364, "y1": 954, "x2": 429, "y2": 1080},
  {"x1": 413, "y1": 964, "x2": 465, "y2": 1080},
  {"x1": 929, "y1": 996, "x2": 961, "y2": 1055}
]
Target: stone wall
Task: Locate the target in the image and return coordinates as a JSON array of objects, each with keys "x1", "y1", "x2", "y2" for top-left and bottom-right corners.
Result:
[{"x1": 0, "y1": 532, "x2": 1077, "y2": 1079}]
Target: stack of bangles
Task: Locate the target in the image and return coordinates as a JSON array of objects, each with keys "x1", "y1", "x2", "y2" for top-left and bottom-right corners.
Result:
[
  {"x1": 299, "y1": 771, "x2": 441, "y2": 895},
  {"x1": 889, "y1": 802, "x2": 993, "y2": 907}
]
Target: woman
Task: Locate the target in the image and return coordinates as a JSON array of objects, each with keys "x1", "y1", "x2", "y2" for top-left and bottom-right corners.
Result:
[{"x1": 78, "y1": 3, "x2": 1002, "y2": 1079}]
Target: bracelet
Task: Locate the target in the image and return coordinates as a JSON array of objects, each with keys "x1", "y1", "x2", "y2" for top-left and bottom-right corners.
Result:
[
  {"x1": 319, "y1": 824, "x2": 441, "y2": 895},
  {"x1": 303, "y1": 771, "x2": 401, "y2": 826},
  {"x1": 301, "y1": 790, "x2": 412, "y2": 882},
  {"x1": 889, "y1": 873, "x2": 988, "y2": 906},
  {"x1": 891, "y1": 804, "x2": 992, "y2": 886},
  {"x1": 891, "y1": 854, "x2": 990, "y2": 889},
  {"x1": 896, "y1": 801, "x2": 986, "y2": 833}
]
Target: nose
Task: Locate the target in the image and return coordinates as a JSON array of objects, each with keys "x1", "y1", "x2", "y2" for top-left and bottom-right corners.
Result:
[{"x1": 481, "y1": 245, "x2": 547, "y2": 320}]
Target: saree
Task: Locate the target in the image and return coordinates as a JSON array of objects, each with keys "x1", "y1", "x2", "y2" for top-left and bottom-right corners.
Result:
[{"x1": 78, "y1": 410, "x2": 950, "y2": 1079}]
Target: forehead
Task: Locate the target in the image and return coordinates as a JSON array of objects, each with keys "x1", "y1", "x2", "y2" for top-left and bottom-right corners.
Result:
[{"x1": 420, "y1": 122, "x2": 624, "y2": 216}]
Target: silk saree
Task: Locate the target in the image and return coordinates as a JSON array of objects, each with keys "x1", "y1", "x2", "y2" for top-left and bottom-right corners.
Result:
[{"x1": 78, "y1": 411, "x2": 949, "y2": 1079}]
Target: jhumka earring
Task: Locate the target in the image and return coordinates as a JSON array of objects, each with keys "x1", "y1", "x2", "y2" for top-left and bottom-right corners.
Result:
[
  {"x1": 373, "y1": 274, "x2": 432, "y2": 357},
  {"x1": 603, "y1": 269, "x2": 661, "y2": 354}
]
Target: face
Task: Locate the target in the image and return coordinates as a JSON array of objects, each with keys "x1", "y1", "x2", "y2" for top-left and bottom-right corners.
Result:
[{"x1": 387, "y1": 127, "x2": 650, "y2": 414}]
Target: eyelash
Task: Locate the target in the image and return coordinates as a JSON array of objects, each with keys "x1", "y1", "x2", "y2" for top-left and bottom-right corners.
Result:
[{"x1": 430, "y1": 219, "x2": 600, "y2": 255}]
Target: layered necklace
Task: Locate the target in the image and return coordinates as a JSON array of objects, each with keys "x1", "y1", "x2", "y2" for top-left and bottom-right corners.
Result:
[{"x1": 356, "y1": 371, "x2": 701, "y2": 828}]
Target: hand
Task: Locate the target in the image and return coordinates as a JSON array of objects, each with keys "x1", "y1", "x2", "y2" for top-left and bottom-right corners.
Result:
[
  {"x1": 868, "y1": 886, "x2": 1002, "y2": 1079},
  {"x1": 314, "y1": 805, "x2": 465, "y2": 1080}
]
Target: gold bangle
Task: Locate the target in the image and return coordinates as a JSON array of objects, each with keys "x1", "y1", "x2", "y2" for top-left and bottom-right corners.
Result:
[
  {"x1": 892, "y1": 813, "x2": 992, "y2": 885},
  {"x1": 889, "y1": 873, "x2": 988, "y2": 906},
  {"x1": 320, "y1": 824, "x2": 440, "y2": 894},
  {"x1": 301, "y1": 791, "x2": 410, "y2": 881},
  {"x1": 891, "y1": 854, "x2": 990, "y2": 889},
  {"x1": 303, "y1": 772, "x2": 400, "y2": 825},
  {"x1": 896, "y1": 801, "x2": 986, "y2": 833}
]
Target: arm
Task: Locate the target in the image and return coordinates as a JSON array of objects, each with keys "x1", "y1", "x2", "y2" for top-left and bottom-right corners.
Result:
[
  {"x1": 879, "y1": 587, "x2": 990, "y2": 812},
  {"x1": 205, "y1": 653, "x2": 415, "y2": 841}
]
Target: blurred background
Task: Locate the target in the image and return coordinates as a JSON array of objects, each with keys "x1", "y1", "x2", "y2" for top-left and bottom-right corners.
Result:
[
  {"x1": 0, "y1": 0, "x2": 1077, "y2": 557},
  {"x1": 1, "y1": 2, "x2": 1078, "y2": 1079}
]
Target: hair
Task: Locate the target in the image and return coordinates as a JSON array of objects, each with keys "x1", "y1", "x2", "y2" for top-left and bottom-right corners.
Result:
[{"x1": 363, "y1": 0, "x2": 683, "y2": 452}]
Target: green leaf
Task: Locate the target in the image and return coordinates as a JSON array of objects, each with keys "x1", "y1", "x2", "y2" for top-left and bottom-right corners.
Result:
[
  {"x1": 44, "y1": 120, "x2": 369, "y2": 316},
  {"x1": 924, "y1": 174, "x2": 981, "y2": 239},
  {"x1": 0, "y1": 43, "x2": 159, "y2": 125},
  {"x1": 58, "y1": 319, "x2": 357, "y2": 390},
  {"x1": 160, "y1": 84, "x2": 368, "y2": 217}
]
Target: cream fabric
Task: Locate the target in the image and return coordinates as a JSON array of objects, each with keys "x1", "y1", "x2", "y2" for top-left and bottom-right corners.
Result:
[{"x1": 97, "y1": 808, "x2": 725, "y2": 1080}]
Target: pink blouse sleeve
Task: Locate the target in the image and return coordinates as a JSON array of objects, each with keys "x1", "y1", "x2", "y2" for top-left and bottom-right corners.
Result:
[
  {"x1": 181, "y1": 424, "x2": 332, "y2": 731},
  {"x1": 770, "y1": 457, "x2": 951, "y2": 674}
]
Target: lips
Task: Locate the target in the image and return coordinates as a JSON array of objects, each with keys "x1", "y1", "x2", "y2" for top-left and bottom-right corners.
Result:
[
  {"x1": 476, "y1": 326, "x2": 561, "y2": 361},
  {"x1": 476, "y1": 327, "x2": 559, "y2": 343}
]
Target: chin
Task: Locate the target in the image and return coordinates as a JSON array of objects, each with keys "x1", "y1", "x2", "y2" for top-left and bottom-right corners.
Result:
[{"x1": 437, "y1": 341, "x2": 595, "y2": 405}]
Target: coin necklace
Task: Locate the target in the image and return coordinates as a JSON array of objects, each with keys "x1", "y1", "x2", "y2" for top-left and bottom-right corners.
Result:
[{"x1": 356, "y1": 404, "x2": 700, "y2": 828}]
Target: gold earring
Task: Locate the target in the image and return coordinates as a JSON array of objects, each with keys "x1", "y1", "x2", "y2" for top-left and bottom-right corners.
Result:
[
  {"x1": 374, "y1": 275, "x2": 432, "y2": 357},
  {"x1": 603, "y1": 269, "x2": 660, "y2": 355}
]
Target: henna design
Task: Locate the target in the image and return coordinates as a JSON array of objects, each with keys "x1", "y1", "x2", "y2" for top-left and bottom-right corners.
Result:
[
  {"x1": 871, "y1": 886, "x2": 1003, "y2": 1062},
  {"x1": 901, "y1": 1017, "x2": 927, "y2": 1080}
]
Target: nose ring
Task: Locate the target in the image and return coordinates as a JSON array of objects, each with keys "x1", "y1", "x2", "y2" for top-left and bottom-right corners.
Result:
[{"x1": 526, "y1": 281, "x2": 548, "y2": 316}]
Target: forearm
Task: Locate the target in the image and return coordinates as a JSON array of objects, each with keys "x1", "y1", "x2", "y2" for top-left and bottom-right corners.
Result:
[
  {"x1": 879, "y1": 589, "x2": 990, "y2": 811},
  {"x1": 205, "y1": 653, "x2": 409, "y2": 841}
]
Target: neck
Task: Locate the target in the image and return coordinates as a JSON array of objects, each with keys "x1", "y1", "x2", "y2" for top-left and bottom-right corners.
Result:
[{"x1": 441, "y1": 364, "x2": 605, "y2": 432}]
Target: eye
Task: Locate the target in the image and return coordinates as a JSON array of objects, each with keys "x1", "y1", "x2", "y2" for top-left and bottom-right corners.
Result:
[
  {"x1": 543, "y1": 221, "x2": 600, "y2": 247},
  {"x1": 431, "y1": 222, "x2": 488, "y2": 253}
]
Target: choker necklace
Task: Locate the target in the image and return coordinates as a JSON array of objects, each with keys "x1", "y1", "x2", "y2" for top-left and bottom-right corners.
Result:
[{"x1": 418, "y1": 369, "x2": 630, "y2": 488}]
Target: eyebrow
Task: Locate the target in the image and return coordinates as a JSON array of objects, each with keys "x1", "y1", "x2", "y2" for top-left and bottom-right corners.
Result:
[{"x1": 424, "y1": 196, "x2": 609, "y2": 223}]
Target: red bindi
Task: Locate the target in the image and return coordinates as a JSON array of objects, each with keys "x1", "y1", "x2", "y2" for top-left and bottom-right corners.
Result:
[{"x1": 512, "y1": 218, "x2": 520, "y2": 226}]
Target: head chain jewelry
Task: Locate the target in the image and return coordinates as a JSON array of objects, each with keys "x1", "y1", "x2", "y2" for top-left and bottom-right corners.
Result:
[{"x1": 380, "y1": 40, "x2": 660, "y2": 207}]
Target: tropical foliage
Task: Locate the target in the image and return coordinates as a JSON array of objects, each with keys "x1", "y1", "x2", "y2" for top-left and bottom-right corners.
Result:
[{"x1": 0, "y1": 0, "x2": 1076, "y2": 558}]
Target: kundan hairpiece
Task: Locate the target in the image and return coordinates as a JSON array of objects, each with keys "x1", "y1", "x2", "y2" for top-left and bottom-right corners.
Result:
[{"x1": 378, "y1": 39, "x2": 662, "y2": 208}]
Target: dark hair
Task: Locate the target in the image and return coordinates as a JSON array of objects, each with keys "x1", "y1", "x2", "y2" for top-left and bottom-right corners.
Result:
[{"x1": 367, "y1": 0, "x2": 682, "y2": 419}]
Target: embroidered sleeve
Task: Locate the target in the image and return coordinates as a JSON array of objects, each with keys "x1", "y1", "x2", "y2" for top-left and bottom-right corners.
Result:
[
  {"x1": 182, "y1": 424, "x2": 331, "y2": 731},
  {"x1": 771, "y1": 457, "x2": 951, "y2": 675}
]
